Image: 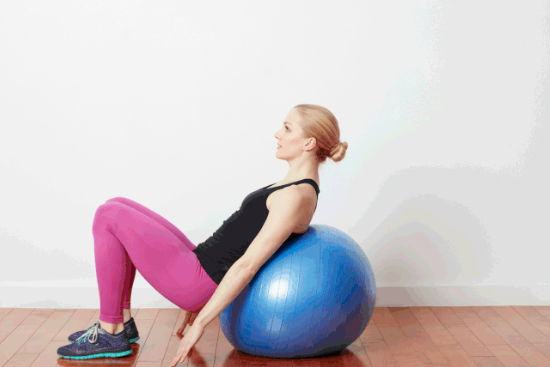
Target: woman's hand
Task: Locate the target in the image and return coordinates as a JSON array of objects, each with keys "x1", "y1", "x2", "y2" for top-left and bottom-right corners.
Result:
[
  {"x1": 170, "y1": 322, "x2": 205, "y2": 366},
  {"x1": 176, "y1": 309, "x2": 199, "y2": 336}
]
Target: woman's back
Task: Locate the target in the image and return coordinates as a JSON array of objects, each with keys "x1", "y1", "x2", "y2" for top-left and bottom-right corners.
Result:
[{"x1": 192, "y1": 179, "x2": 320, "y2": 285}]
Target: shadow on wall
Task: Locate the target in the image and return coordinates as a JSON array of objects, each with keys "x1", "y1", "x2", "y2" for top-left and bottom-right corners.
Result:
[{"x1": 348, "y1": 164, "x2": 542, "y2": 287}]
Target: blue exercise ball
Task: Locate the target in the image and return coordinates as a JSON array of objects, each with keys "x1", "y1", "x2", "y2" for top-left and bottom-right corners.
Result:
[{"x1": 219, "y1": 224, "x2": 376, "y2": 358}]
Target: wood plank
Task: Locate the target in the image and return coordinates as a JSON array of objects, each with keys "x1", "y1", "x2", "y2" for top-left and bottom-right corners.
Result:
[
  {"x1": 484, "y1": 344, "x2": 531, "y2": 367},
  {"x1": 2, "y1": 353, "x2": 38, "y2": 367},
  {"x1": 17, "y1": 311, "x2": 73, "y2": 354},
  {"x1": 28, "y1": 340, "x2": 66, "y2": 367},
  {"x1": 409, "y1": 307, "x2": 457, "y2": 346},
  {"x1": 138, "y1": 309, "x2": 178, "y2": 363},
  {"x1": 0, "y1": 324, "x2": 41, "y2": 367},
  {"x1": 472, "y1": 307, "x2": 550, "y2": 366},
  {"x1": 451, "y1": 307, "x2": 507, "y2": 346},
  {"x1": 532, "y1": 307, "x2": 550, "y2": 322},
  {"x1": 491, "y1": 307, "x2": 550, "y2": 344},
  {"x1": 371, "y1": 307, "x2": 405, "y2": 340},
  {"x1": 0, "y1": 309, "x2": 34, "y2": 344},
  {"x1": 51, "y1": 308, "x2": 95, "y2": 342},
  {"x1": 0, "y1": 310, "x2": 14, "y2": 323},
  {"x1": 437, "y1": 344, "x2": 479, "y2": 367},
  {"x1": 512, "y1": 306, "x2": 550, "y2": 339}
]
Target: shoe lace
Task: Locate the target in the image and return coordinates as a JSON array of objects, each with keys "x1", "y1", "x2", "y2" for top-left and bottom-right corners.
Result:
[{"x1": 76, "y1": 322, "x2": 99, "y2": 345}]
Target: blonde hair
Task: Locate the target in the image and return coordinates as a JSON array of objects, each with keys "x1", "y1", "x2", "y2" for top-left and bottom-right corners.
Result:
[{"x1": 293, "y1": 104, "x2": 348, "y2": 163}]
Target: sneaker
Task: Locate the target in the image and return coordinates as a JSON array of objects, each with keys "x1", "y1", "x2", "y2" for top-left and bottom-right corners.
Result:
[
  {"x1": 57, "y1": 322, "x2": 132, "y2": 360},
  {"x1": 68, "y1": 317, "x2": 140, "y2": 344}
]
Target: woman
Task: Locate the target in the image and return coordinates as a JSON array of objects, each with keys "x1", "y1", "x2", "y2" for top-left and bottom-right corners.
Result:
[{"x1": 56, "y1": 104, "x2": 348, "y2": 364}]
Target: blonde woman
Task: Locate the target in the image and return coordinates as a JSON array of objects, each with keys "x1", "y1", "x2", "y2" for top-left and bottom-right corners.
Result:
[{"x1": 56, "y1": 104, "x2": 348, "y2": 364}]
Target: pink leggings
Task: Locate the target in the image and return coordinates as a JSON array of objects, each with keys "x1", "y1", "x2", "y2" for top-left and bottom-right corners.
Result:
[{"x1": 92, "y1": 197, "x2": 218, "y2": 324}]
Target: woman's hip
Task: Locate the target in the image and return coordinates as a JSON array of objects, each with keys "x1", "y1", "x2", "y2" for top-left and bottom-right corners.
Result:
[{"x1": 162, "y1": 250, "x2": 218, "y2": 312}]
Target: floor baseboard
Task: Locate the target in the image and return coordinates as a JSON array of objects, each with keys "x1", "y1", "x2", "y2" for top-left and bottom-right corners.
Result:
[{"x1": 1, "y1": 283, "x2": 548, "y2": 308}]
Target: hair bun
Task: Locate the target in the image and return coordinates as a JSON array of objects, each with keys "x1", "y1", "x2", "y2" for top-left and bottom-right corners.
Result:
[
  {"x1": 331, "y1": 141, "x2": 348, "y2": 162},
  {"x1": 330, "y1": 142, "x2": 342, "y2": 155}
]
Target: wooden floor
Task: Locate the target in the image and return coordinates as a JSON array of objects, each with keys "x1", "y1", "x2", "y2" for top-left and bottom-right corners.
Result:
[{"x1": 0, "y1": 306, "x2": 549, "y2": 366}]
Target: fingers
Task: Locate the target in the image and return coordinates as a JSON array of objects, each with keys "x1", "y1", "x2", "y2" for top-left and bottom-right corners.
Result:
[
  {"x1": 184, "y1": 312, "x2": 192, "y2": 327},
  {"x1": 189, "y1": 313, "x2": 197, "y2": 326},
  {"x1": 176, "y1": 309, "x2": 199, "y2": 337},
  {"x1": 177, "y1": 311, "x2": 191, "y2": 335}
]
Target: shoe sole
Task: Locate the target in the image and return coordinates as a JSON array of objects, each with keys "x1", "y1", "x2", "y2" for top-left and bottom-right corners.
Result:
[
  {"x1": 57, "y1": 349, "x2": 133, "y2": 359},
  {"x1": 69, "y1": 336, "x2": 140, "y2": 344}
]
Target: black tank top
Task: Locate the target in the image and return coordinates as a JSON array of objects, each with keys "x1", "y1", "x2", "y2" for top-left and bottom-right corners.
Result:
[{"x1": 192, "y1": 178, "x2": 320, "y2": 285}]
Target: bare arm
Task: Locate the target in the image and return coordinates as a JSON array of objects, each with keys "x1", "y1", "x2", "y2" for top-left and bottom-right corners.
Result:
[
  {"x1": 194, "y1": 186, "x2": 309, "y2": 328},
  {"x1": 194, "y1": 259, "x2": 255, "y2": 329}
]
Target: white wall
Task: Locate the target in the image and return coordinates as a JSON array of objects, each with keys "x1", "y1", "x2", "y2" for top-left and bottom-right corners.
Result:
[{"x1": 1, "y1": 0, "x2": 548, "y2": 308}]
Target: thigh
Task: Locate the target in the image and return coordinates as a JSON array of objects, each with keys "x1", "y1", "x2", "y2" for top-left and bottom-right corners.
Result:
[
  {"x1": 169, "y1": 251, "x2": 218, "y2": 312},
  {"x1": 94, "y1": 201, "x2": 216, "y2": 311},
  {"x1": 105, "y1": 197, "x2": 196, "y2": 252}
]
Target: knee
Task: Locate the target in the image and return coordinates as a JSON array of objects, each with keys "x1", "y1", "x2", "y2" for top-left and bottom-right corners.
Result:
[
  {"x1": 93, "y1": 201, "x2": 125, "y2": 228},
  {"x1": 105, "y1": 197, "x2": 128, "y2": 205}
]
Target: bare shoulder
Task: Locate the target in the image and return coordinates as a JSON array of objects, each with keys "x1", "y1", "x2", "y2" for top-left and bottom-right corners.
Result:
[
  {"x1": 272, "y1": 183, "x2": 316, "y2": 207},
  {"x1": 270, "y1": 184, "x2": 317, "y2": 234},
  {"x1": 295, "y1": 181, "x2": 318, "y2": 201}
]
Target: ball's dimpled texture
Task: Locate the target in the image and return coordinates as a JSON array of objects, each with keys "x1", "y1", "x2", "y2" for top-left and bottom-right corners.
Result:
[{"x1": 219, "y1": 224, "x2": 376, "y2": 358}]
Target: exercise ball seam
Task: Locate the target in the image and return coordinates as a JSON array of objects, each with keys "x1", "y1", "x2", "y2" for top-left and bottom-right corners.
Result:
[
  {"x1": 303, "y1": 237, "x2": 323, "y2": 351},
  {"x1": 282, "y1": 246, "x2": 302, "y2": 351},
  {"x1": 309, "y1": 239, "x2": 335, "y2": 348},
  {"x1": 274, "y1": 245, "x2": 294, "y2": 350},
  {"x1": 267, "y1": 259, "x2": 283, "y2": 349}
]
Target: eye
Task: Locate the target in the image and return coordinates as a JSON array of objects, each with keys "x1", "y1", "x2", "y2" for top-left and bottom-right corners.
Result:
[{"x1": 285, "y1": 126, "x2": 290, "y2": 131}]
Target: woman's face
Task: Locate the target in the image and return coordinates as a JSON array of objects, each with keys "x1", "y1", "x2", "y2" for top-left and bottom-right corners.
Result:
[{"x1": 274, "y1": 109, "x2": 310, "y2": 159}]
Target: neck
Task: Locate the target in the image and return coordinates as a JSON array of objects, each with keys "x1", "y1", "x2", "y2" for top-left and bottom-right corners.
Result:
[{"x1": 282, "y1": 156, "x2": 320, "y2": 185}]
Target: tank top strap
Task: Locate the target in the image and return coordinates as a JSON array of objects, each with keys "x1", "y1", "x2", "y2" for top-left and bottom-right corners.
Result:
[
  {"x1": 265, "y1": 179, "x2": 320, "y2": 196},
  {"x1": 293, "y1": 178, "x2": 320, "y2": 196},
  {"x1": 294, "y1": 179, "x2": 320, "y2": 212}
]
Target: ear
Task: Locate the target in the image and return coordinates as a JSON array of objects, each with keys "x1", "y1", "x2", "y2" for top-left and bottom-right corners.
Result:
[{"x1": 304, "y1": 137, "x2": 317, "y2": 151}]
